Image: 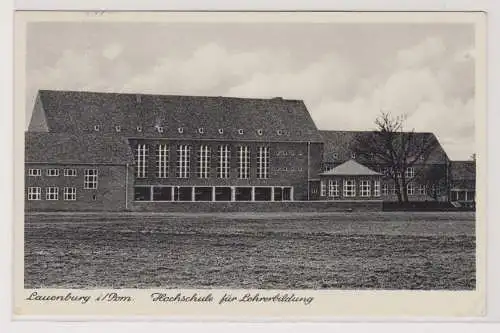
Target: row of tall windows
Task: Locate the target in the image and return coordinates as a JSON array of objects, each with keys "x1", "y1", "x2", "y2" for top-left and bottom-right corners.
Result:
[
  {"x1": 27, "y1": 187, "x2": 77, "y2": 201},
  {"x1": 320, "y1": 179, "x2": 382, "y2": 198},
  {"x1": 135, "y1": 144, "x2": 270, "y2": 179}
]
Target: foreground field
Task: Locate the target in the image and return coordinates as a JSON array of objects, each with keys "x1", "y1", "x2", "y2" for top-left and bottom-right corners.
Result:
[{"x1": 24, "y1": 212, "x2": 476, "y2": 290}]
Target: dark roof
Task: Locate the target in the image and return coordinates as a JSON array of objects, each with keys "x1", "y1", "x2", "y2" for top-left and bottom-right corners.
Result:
[
  {"x1": 25, "y1": 132, "x2": 134, "y2": 164},
  {"x1": 320, "y1": 130, "x2": 449, "y2": 164},
  {"x1": 450, "y1": 160, "x2": 476, "y2": 180},
  {"x1": 30, "y1": 90, "x2": 323, "y2": 142},
  {"x1": 320, "y1": 159, "x2": 381, "y2": 176}
]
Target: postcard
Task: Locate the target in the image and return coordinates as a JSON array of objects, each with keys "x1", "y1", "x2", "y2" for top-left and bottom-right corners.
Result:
[{"x1": 13, "y1": 10, "x2": 486, "y2": 318}]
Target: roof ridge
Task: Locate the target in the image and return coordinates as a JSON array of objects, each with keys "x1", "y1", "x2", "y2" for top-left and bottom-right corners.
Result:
[{"x1": 38, "y1": 89, "x2": 303, "y2": 102}]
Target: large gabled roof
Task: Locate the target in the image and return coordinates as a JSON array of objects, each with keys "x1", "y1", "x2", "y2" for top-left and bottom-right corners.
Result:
[
  {"x1": 29, "y1": 90, "x2": 323, "y2": 142},
  {"x1": 320, "y1": 159, "x2": 381, "y2": 176},
  {"x1": 25, "y1": 132, "x2": 134, "y2": 165},
  {"x1": 320, "y1": 130, "x2": 449, "y2": 164}
]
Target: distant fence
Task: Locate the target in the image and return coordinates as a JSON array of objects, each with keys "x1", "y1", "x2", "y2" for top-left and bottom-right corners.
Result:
[{"x1": 382, "y1": 201, "x2": 475, "y2": 212}]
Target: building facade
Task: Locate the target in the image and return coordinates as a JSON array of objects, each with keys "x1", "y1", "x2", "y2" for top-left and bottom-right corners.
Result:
[{"x1": 24, "y1": 90, "x2": 475, "y2": 211}]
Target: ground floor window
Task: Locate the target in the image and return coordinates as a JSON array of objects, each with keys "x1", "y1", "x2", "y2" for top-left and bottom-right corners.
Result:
[
  {"x1": 418, "y1": 184, "x2": 426, "y2": 195},
  {"x1": 255, "y1": 187, "x2": 272, "y2": 201},
  {"x1": 153, "y1": 186, "x2": 172, "y2": 201},
  {"x1": 320, "y1": 180, "x2": 326, "y2": 197},
  {"x1": 214, "y1": 187, "x2": 231, "y2": 201},
  {"x1": 195, "y1": 187, "x2": 212, "y2": 201},
  {"x1": 360, "y1": 180, "x2": 371, "y2": 197},
  {"x1": 343, "y1": 179, "x2": 356, "y2": 197},
  {"x1": 374, "y1": 180, "x2": 381, "y2": 197},
  {"x1": 236, "y1": 187, "x2": 252, "y2": 201},
  {"x1": 134, "y1": 186, "x2": 151, "y2": 201},
  {"x1": 27, "y1": 187, "x2": 41, "y2": 200},
  {"x1": 46, "y1": 187, "x2": 59, "y2": 200},
  {"x1": 174, "y1": 187, "x2": 193, "y2": 201},
  {"x1": 407, "y1": 183, "x2": 415, "y2": 195},
  {"x1": 327, "y1": 180, "x2": 337, "y2": 197},
  {"x1": 63, "y1": 187, "x2": 76, "y2": 201},
  {"x1": 382, "y1": 184, "x2": 388, "y2": 196}
]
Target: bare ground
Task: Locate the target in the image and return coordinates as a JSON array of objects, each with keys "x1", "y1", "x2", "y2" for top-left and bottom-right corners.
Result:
[{"x1": 24, "y1": 212, "x2": 476, "y2": 290}]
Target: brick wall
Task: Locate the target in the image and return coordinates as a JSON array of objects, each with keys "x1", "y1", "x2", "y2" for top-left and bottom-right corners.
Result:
[{"x1": 25, "y1": 164, "x2": 131, "y2": 211}]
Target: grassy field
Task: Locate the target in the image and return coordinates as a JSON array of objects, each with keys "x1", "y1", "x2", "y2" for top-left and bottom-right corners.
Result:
[{"x1": 24, "y1": 212, "x2": 476, "y2": 290}]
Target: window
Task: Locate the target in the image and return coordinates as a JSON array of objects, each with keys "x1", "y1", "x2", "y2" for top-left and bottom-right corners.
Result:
[
  {"x1": 328, "y1": 180, "x2": 339, "y2": 197},
  {"x1": 135, "y1": 144, "x2": 148, "y2": 178},
  {"x1": 391, "y1": 186, "x2": 397, "y2": 195},
  {"x1": 28, "y1": 169, "x2": 41, "y2": 176},
  {"x1": 332, "y1": 153, "x2": 338, "y2": 159},
  {"x1": 157, "y1": 126, "x2": 164, "y2": 133},
  {"x1": 27, "y1": 187, "x2": 41, "y2": 200},
  {"x1": 407, "y1": 183, "x2": 415, "y2": 195},
  {"x1": 46, "y1": 187, "x2": 59, "y2": 200},
  {"x1": 156, "y1": 144, "x2": 169, "y2": 178},
  {"x1": 197, "y1": 145, "x2": 211, "y2": 178},
  {"x1": 360, "y1": 180, "x2": 371, "y2": 197},
  {"x1": 237, "y1": 146, "x2": 250, "y2": 179},
  {"x1": 115, "y1": 125, "x2": 121, "y2": 132},
  {"x1": 218, "y1": 128, "x2": 224, "y2": 134},
  {"x1": 418, "y1": 184, "x2": 426, "y2": 195},
  {"x1": 257, "y1": 129, "x2": 263, "y2": 136},
  {"x1": 374, "y1": 180, "x2": 381, "y2": 197},
  {"x1": 320, "y1": 180, "x2": 326, "y2": 197},
  {"x1": 63, "y1": 187, "x2": 76, "y2": 201},
  {"x1": 136, "y1": 126, "x2": 142, "y2": 132},
  {"x1": 46, "y1": 169, "x2": 59, "y2": 177},
  {"x1": 277, "y1": 130, "x2": 283, "y2": 136},
  {"x1": 84, "y1": 169, "x2": 98, "y2": 189},
  {"x1": 351, "y1": 152, "x2": 356, "y2": 159},
  {"x1": 217, "y1": 145, "x2": 230, "y2": 179},
  {"x1": 178, "y1": 127, "x2": 184, "y2": 134},
  {"x1": 405, "y1": 167, "x2": 415, "y2": 179},
  {"x1": 382, "y1": 184, "x2": 389, "y2": 196},
  {"x1": 198, "y1": 128, "x2": 204, "y2": 134},
  {"x1": 257, "y1": 146, "x2": 270, "y2": 179},
  {"x1": 238, "y1": 129, "x2": 244, "y2": 135},
  {"x1": 94, "y1": 125, "x2": 100, "y2": 131},
  {"x1": 64, "y1": 169, "x2": 77, "y2": 177},
  {"x1": 343, "y1": 179, "x2": 356, "y2": 197},
  {"x1": 176, "y1": 145, "x2": 191, "y2": 178}
]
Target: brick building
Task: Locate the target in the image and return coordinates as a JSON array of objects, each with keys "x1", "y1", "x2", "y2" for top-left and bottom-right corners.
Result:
[
  {"x1": 449, "y1": 160, "x2": 476, "y2": 206},
  {"x1": 319, "y1": 130, "x2": 451, "y2": 202},
  {"x1": 25, "y1": 90, "x2": 323, "y2": 211},
  {"x1": 24, "y1": 89, "x2": 474, "y2": 211}
]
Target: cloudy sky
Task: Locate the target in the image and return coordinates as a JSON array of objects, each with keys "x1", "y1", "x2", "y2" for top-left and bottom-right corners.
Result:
[{"x1": 25, "y1": 21, "x2": 475, "y2": 160}]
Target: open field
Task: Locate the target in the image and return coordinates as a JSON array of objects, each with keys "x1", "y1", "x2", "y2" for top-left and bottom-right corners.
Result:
[{"x1": 24, "y1": 212, "x2": 476, "y2": 290}]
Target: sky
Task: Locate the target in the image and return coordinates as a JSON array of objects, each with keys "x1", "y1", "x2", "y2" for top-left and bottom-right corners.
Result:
[{"x1": 25, "y1": 21, "x2": 476, "y2": 160}]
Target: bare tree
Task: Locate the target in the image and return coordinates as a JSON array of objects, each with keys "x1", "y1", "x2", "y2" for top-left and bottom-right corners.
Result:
[{"x1": 351, "y1": 112, "x2": 439, "y2": 204}]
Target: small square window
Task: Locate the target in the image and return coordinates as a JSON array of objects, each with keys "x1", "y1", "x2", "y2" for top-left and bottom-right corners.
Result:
[
  {"x1": 46, "y1": 169, "x2": 59, "y2": 177},
  {"x1": 178, "y1": 127, "x2": 184, "y2": 134},
  {"x1": 28, "y1": 169, "x2": 41, "y2": 176},
  {"x1": 218, "y1": 128, "x2": 224, "y2": 134},
  {"x1": 115, "y1": 126, "x2": 121, "y2": 132},
  {"x1": 94, "y1": 125, "x2": 100, "y2": 131},
  {"x1": 137, "y1": 126, "x2": 142, "y2": 132},
  {"x1": 64, "y1": 169, "x2": 77, "y2": 177},
  {"x1": 198, "y1": 128, "x2": 204, "y2": 134},
  {"x1": 238, "y1": 129, "x2": 244, "y2": 135}
]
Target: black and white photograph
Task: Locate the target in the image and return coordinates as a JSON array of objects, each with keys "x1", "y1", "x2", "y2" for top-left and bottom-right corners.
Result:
[{"x1": 14, "y1": 10, "x2": 486, "y2": 317}]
